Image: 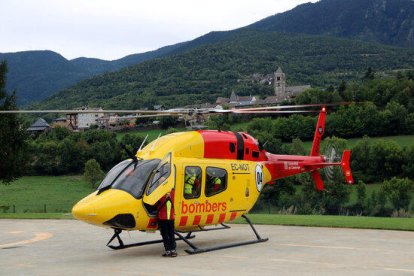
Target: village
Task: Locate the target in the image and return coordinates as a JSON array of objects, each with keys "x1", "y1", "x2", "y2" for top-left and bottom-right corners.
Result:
[{"x1": 27, "y1": 68, "x2": 311, "y2": 135}]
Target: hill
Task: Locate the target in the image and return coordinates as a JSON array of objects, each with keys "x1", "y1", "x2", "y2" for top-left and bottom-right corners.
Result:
[
  {"x1": 70, "y1": 42, "x2": 189, "y2": 75},
  {"x1": 0, "y1": 50, "x2": 89, "y2": 106},
  {"x1": 0, "y1": 43, "x2": 188, "y2": 105},
  {"x1": 4, "y1": 0, "x2": 414, "y2": 106},
  {"x1": 247, "y1": 0, "x2": 414, "y2": 48},
  {"x1": 33, "y1": 29, "x2": 414, "y2": 110}
]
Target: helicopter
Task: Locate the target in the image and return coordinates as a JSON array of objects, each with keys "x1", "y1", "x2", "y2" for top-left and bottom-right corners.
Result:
[
  {"x1": 70, "y1": 105, "x2": 353, "y2": 254},
  {"x1": 1, "y1": 104, "x2": 354, "y2": 254}
]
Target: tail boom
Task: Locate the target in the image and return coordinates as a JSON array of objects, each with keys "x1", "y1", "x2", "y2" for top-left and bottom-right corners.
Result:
[{"x1": 263, "y1": 107, "x2": 354, "y2": 190}]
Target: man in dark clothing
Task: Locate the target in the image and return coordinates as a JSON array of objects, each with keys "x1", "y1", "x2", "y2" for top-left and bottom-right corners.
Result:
[{"x1": 156, "y1": 189, "x2": 177, "y2": 257}]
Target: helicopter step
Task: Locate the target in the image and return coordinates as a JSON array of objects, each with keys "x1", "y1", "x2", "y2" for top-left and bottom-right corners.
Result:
[
  {"x1": 175, "y1": 215, "x2": 268, "y2": 255},
  {"x1": 107, "y1": 229, "x2": 195, "y2": 250}
]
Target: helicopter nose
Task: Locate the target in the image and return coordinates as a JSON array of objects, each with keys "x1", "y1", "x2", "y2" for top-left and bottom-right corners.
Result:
[
  {"x1": 72, "y1": 198, "x2": 96, "y2": 221},
  {"x1": 72, "y1": 193, "x2": 99, "y2": 223},
  {"x1": 72, "y1": 189, "x2": 138, "y2": 228}
]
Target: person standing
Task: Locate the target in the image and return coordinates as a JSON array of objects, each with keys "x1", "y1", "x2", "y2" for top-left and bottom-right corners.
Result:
[{"x1": 156, "y1": 189, "x2": 177, "y2": 257}]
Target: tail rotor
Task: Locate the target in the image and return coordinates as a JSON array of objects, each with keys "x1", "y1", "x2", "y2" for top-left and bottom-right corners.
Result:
[{"x1": 322, "y1": 144, "x2": 339, "y2": 182}]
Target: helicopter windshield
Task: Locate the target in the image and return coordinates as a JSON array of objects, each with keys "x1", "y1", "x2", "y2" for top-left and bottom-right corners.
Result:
[
  {"x1": 97, "y1": 159, "x2": 160, "y2": 198},
  {"x1": 97, "y1": 159, "x2": 131, "y2": 191}
]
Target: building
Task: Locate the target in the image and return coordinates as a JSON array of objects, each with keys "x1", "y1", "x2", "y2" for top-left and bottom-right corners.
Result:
[
  {"x1": 66, "y1": 107, "x2": 104, "y2": 130},
  {"x1": 27, "y1": 118, "x2": 50, "y2": 135},
  {"x1": 215, "y1": 68, "x2": 310, "y2": 107},
  {"x1": 274, "y1": 67, "x2": 311, "y2": 102},
  {"x1": 51, "y1": 117, "x2": 72, "y2": 129},
  {"x1": 215, "y1": 91, "x2": 258, "y2": 107}
]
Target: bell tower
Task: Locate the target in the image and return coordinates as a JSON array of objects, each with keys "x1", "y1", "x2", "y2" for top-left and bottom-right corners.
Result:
[{"x1": 274, "y1": 67, "x2": 286, "y2": 100}]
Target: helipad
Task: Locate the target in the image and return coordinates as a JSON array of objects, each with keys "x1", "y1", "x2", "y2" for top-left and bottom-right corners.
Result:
[{"x1": 1, "y1": 219, "x2": 413, "y2": 275}]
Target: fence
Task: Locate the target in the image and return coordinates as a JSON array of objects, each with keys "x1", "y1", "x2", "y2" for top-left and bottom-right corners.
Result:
[{"x1": 0, "y1": 204, "x2": 72, "y2": 213}]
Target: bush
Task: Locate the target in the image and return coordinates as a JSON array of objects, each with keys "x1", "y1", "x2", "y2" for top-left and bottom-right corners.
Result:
[
  {"x1": 83, "y1": 159, "x2": 105, "y2": 189},
  {"x1": 381, "y1": 178, "x2": 414, "y2": 212}
]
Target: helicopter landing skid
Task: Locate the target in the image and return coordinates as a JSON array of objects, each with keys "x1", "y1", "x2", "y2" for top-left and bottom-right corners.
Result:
[
  {"x1": 106, "y1": 229, "x2": 195, "y2": 250},
  {"x1": 175, "y1": 215, "x2": 268, "y2": 255},
  {"x1": 184, "y1": 223, "x2": 230, "y2": 232}
]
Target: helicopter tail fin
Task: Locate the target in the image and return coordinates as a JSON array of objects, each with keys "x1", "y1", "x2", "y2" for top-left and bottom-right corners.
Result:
[
  {"x1": 310, "y1": 107, "x2": 326, "y2": 157},
  {"x1": 341, "y1": 150, "x2": 354, "y2": 184},
  {"x1": 308, "y1": 150, "x2": 354, "y2": 191}
]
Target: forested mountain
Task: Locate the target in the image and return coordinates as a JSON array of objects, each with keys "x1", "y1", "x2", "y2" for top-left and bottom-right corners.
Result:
[
  {"x1": 0, "y1": 43, "x2": 188, "y2": 105},
  {"x1": 33, "y1": 29, "x2": 414, "y2": 110},
  {"x1": 4, "y1": 0, "x2": 414, "y2": 106},
  {"x1": 0, "y1": 51, "x2": 90, "y2": 106},
  {"x1": 248, "y1": 0, "x2": 414, "y2": 48}
]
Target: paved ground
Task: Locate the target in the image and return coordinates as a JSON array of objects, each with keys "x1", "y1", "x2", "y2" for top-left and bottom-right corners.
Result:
[{"x1": 1, "y1": 219, "x2": 414, "y2": 275}]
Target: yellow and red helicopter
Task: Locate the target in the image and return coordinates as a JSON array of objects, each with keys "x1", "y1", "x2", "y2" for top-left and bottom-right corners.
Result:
[{"x1": 1, "y1": 104, "x2": 354, "y2": 254}]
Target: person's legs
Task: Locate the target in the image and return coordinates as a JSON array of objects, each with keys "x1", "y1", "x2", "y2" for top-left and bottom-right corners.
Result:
[
  {"x1": 159, "y1": 220, "x2": 171, "y2": 255},
  {"x1": 167, "y1": 220, "x2": 177, "y2": 257}
]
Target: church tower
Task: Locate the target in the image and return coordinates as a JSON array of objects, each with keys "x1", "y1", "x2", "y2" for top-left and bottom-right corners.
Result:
[{"x1": 274, "y1": 67, "x2": 286, "y2": 100}]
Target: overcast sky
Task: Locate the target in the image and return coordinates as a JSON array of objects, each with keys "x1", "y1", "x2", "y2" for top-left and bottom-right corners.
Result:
[{"x1": 0, "y1": 0, "x2": 318, "y2": 60}]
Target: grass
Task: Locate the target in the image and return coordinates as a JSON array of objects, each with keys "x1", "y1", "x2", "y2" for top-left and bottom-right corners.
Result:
[
  {"x1": 0, "y1": 176, "x2": 94, "y2": 213},
  {"x1": 233, "y1": 214, "x2": 414, "y2": 231},
  {"x1": 0, "y1": 213, "x2": 72, "y2": 219}
]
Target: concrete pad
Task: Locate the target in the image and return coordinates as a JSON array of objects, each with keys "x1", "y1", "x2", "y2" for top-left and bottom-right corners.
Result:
[{"x1": 1, "y1": 219, "x2": 414, "y2": 275}]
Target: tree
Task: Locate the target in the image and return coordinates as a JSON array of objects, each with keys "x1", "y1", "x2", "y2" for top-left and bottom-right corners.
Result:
[
  {"x1": 83, "y1": 159, "x2": 105, "y2": 188},
  {"x1": 159, "y1": 116, "x2": 177, "y2": 129},
  {"x1": 364, "y1": 67, "x2": 375, "y2": 80},
  {"x1": 381, "y1": 178, "x2": 413, "y2": 212},
  {"x1": 352, "y1": 181, "x2": 367, "y2": 215},
  {"x1": 0, "y1": 61, "x2": 28, "y2": 184}
]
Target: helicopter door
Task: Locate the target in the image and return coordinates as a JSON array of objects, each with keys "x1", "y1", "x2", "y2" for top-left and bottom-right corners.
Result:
[{"x1": 143, "y1": 153, "x2": 175, "y2": 206}]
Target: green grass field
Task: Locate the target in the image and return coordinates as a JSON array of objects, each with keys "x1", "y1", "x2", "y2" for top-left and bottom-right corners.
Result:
[
  {"x1": 233, "y1": 214, "x2": 414, "y2": 231},
  {"x1": 0, "y1": 213, "x2": 71, "y2": 219},
  {"x1": 0, "y1": 176, "x2": 94, "y2": 213}
]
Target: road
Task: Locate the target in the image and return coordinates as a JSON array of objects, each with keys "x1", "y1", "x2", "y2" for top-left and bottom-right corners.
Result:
[{"x1": 1, "y1": 219, "x2": 414, "y2": 275}]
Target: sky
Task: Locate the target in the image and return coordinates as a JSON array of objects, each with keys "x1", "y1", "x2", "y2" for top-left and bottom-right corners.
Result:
[{"x1": 0, "y1": 0, "x2": 318, "y2": 61}]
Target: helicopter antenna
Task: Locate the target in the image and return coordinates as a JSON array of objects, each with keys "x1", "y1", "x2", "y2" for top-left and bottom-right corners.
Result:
[
  {"x1": 151, "y1": 133, "x2": 162, "y2": 151},
  {"x1": 138, "y1": 134, "x2": 149, "y2": 152}
]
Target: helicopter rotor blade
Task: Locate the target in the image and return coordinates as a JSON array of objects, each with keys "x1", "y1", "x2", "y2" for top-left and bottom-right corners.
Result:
[
  {"x1": 0, "y1": 102, "x2": 352, "y2": 116},
  {"x1": 229, "y1": 109, "x2": 319, "y2": 114},
  {"x1": 0, "y1": 109, "x2": 185, "y2": 114},
  {"x1": 213, "y1": 102, "x2": 351, "y2": 113}
]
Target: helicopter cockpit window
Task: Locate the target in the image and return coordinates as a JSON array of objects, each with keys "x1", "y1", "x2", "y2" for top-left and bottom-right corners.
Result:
[
  {"x1": 97, "y1": 159, "x2": 131, "y2": 191},
  {"x1": 147, "y1": 153, "x2": 172, "y2": 195},
  {"x1": 111, "y1": 159, "x2": 160, "y2": 198},
  {"x1": 184, "y1": 166, "x2": 202, "y2": 199},
  {"x1": 205, "y1": 167, "x2": 227, "y2": 197}
]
